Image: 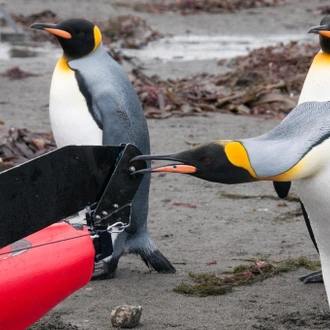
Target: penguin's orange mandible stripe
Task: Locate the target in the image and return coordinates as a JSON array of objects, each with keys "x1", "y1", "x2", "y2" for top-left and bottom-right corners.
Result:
[{"x1": 224, "y1": 141, "x2": 257, "y2": 178}]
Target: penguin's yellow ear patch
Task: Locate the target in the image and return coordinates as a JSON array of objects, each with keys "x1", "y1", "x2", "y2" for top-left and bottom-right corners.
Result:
[
  {"x1": 93, "y1": 26, "x2": 102, "y2": 51},
  {"x1": 44, "y1": 28, "x2": 72, "y2": 39},
  {"x1": 224, "y1": 142, "x2": 257, "y2": 178}
]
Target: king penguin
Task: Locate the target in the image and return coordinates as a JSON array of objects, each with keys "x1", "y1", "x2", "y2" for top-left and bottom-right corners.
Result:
[
  {"x1": 132, "y1": 100, "x2": 330, "y2": 309},
  {"x1": 30, "y1": 18, "x2": 175, "y2": 278},
  {"x1": 131, "y1": 18, "x2": 330, "y2": 308},
  {"x1": 273, "y1": 15, "x2": 330, "y2": 283}
]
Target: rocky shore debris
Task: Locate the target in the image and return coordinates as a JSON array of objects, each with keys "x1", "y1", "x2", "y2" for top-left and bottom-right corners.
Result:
[
  {"x1": 129, "y1": 41, "x2": 319, "y2": 119},
  {"x1": 0, "y1": 66, "x2": 39, "y2": 79},
  {"x1": 101, "y1": 15, "x2": 164, "y2": 49},
  {"x1": 0, "y1": 127, "x2": 56, "y2": 172},
  {"x1": 114, "y1": 0, "x2": 285, "y2": 15},
  {"x1": 110, "y1": 305, "x2": 142, "y2": 328}
]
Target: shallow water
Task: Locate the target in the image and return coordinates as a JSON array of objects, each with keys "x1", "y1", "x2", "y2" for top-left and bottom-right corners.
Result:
[
  {"x1": 0, "y1": 33, "x2": 312, "y2": 63},
  {"x1": 121, "y1": 34, "x2": 312, "y2": 61},
  {"x1": 0, "y1": 42, "x2": 61, "y2": 60}
]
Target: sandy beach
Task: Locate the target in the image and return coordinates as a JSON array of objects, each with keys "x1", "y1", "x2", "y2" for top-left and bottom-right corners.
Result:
[{"x1": 1, "y1": 0, "x2": 330, "y2": 329}]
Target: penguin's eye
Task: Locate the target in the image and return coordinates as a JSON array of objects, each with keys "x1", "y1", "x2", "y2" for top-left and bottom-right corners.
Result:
[
  {"x1": 202, "y1": 157, "x2": 213, "y2": 164},
  {"x1": 78, "y1": 31, "x2": 86, "y2": 37}
]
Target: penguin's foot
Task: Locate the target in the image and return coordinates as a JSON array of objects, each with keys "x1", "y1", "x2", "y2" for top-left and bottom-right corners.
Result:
[
  {"x1": 139, "y1": 249, "x2": 176, "y2": 273},
  {"x1": 299, "y1": 270, "x2": 323, "y2": 283},
  {"x1": 91, "y1": 259, "x2": 118, "y2": 280}
]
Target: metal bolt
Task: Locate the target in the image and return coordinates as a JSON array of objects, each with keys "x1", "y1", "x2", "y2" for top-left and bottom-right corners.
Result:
[
  {"x1": 102, "y1": 211, "x2": 108, "y2": 216},
  {"x1": 129, "y1": 166, "x2": 136, "y2": 173},
  {"x1": 112, "y1": 204, "x2": 119, "y2": 209},
  {"x1": 95, "y1": 215, "x2": 101, "y2": 220}
]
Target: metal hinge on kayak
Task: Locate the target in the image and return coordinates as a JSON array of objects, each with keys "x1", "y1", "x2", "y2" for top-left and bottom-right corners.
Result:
[
  {"x1": 85, "y1": 143, "x2": 146, "y2": 231},
  {"x1": 86, "y1": 202, "x2": 132, "y2": 231}
]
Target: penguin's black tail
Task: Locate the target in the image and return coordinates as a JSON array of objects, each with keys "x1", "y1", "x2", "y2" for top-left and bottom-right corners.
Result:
[{"x1": 139, "y1": 249, "x2": 176, "y2": 273}]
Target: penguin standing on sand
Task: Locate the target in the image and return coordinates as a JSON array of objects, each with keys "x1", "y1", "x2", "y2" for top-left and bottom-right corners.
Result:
[
  {"x1": 30, "y1": 19, "x2": 175, "y2": 278},
  {"x1": 133, "y1": 16, "x2": 330, "y2": 306},
  {"x1": 132, "y1": 100, "x2": 330, "y2": 308},
  {"x1": 273, "y1": 16, "x2": 330, "y2": 283}
]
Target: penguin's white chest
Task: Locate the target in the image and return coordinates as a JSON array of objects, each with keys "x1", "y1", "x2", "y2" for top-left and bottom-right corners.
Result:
[
  {"x1": 295, "y1": 160, "x2": 330, "y2": 306},
  {"x1": 49, "y1": 64, "x2": 102, "y2": 147},
  {"x1": 299, "y1": 52, "x2": 330, "y2": 104}
]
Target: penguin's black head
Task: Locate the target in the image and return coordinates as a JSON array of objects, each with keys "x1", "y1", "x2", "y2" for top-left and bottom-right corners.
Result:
[
  {"x1": 131, "y1": 142, "x2": 256, "y2": 184},
  {"x1": 308, "y1": 16, "x2": 330, "y2": 54},
  {"x1": 30, "y1": 19, "x2": 102, "y2": 59}
]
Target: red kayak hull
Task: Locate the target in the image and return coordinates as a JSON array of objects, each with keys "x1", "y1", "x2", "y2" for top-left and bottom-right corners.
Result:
[{"x1": 0, "y1": 222, "x2": 94, "y2": 330}]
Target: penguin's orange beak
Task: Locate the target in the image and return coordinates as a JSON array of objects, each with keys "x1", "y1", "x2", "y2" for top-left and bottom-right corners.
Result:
[
  {"x1": 131, "y1": 153, "x2": 197, "y2": 175},
  {"x1": 319, "y1": 30, "x2": 330, "y2": 38},
  {"x1": 308, "y1": 24, "x2": 330, "y2": 37},
  {"x1": 44, "y1": 28, "x2": 72, "y2": 39},
  {"x1": 30, "y1": 23, "x2": 72, "y2": 39},
  {"x1": 147, "y1": 164, "x2": 197, "y2": 174}
]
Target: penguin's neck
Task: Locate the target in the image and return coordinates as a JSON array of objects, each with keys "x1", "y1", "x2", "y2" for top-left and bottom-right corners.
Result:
[
  {"x1": 60, "y1": 44, "x2": 104, "y2": 69},
  {"x1": 56, "y1": 56, "x2": 72, "y2": 72},
  {"x1": 298, "y1": 51, "x2": 330, "y2": 104}
]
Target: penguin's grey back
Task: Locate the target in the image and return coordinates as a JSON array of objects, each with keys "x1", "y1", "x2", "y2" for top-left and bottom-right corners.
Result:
[
  {"x1": 69, "y1": 44, "x2": 150, "y2": 154},
  {"x1": 70, "y1": 43, "x2": 151, "y2": 237},
  {"x1": 241, "y1": 101, "x2": 330, "y2": 177}
]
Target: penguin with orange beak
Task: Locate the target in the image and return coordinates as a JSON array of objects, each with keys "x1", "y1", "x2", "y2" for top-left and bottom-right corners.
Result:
[
  {"x1": 132, "y1": 99, "x2": 330, "y2": 307},
  {"x1": 30, "y1": 19, "x2": 175, "y2": 278},
  {"x1": 273, "y1": 15, "x2": 330, "y2": 283},
  {"x1": 132, "y1": 16, "x2": 330, "y2": 305}
]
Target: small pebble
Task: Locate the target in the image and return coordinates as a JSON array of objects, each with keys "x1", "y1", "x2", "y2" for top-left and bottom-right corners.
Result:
[{"x1": 110, "y1": 305, "x2": 142, "y2": 328}]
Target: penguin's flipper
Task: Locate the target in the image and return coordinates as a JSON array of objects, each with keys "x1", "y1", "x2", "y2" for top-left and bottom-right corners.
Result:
[
  {"x1": 80, "y1": 80, "x2": 134, "y2": 146},
  {"x1": 300, "y1": 201, "x2": 319, "y2": 252},
  {"x1": 272, "y1": 184, "x2": 322, "y2": 283},
  {"x1": 273, "y1": 182, "x2": 291, "y2": 199},
  {"x1": 70, "y1": 62, "x2": 134, "y2": 146},
  {"x1": 98, "y1": 99, "x2": 133, "y2": 146}
]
